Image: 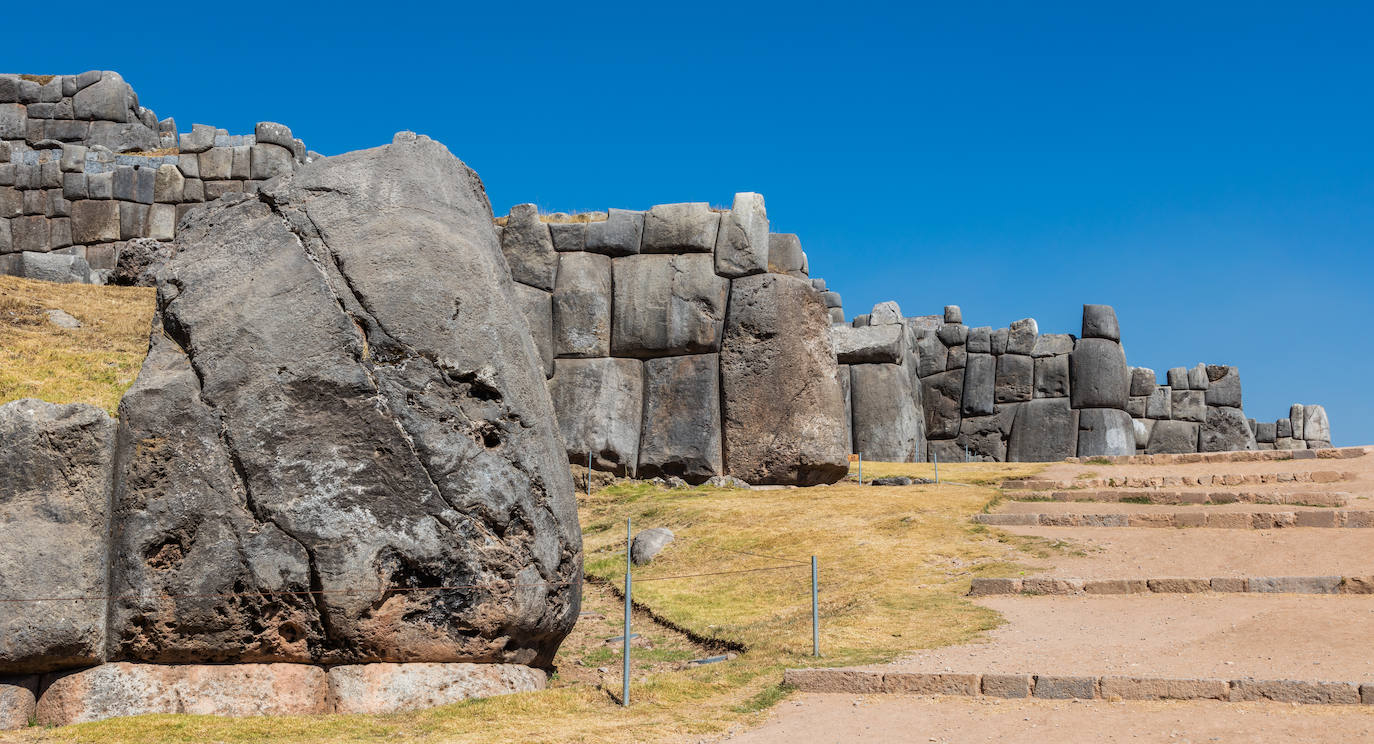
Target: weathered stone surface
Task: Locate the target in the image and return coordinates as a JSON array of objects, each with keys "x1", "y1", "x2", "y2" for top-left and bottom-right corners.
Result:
[
  {"x1": 1188, "y1": 363, "x2": 1209, "y2": 391},
  {"x1": 513, "y1": 283, "x2": 553, "y2": 378},
  {"x1": 611, "y1": 253, "x2": 728, "y2": 357},
  {"x1": 550, "y1": 357, "x2": 643, "y2": 475},
  {"x1": 1081, "y1": 304, "x2": 1120, "y2": 341},
  {"x1": 1199, "y1": 406, "x2": 1258, "y2": 452},
  {"x1": 1146, "y1": 420, "x2": 1200, "y2": 454},
  {"x1": 0, "y1": 677, "x2": 36, "y2": 730},
  {"x1": 552, "y1": 251, "x2": 611, "y2": 358},
  {"x1": 35, "y1": 663, "x2": 330, "y2": 725},
  {"x1": 1146, "y1": 385, "x2": 1172, "y2": 419},
  {"x1": 71, "y1": 71, "x2": 131, "y2": 122},
  {"x1": 501, "y1": 203, "x2": 558, "y2": 291},
  {"x1": 1166, "y1": 366, "x2": 1188, "y2": 389},
  {"x1": 249, "y1": 142, "x2": 294, "y2": 180},
  {"x1": 958, "y1": 405, "x2": 1017, "y2": 461},
  {"x1": 1033, "y1": 354, "x2": 1070, "y2": 398},
  {"x1": 329, "y1": 662, "x2": 545, "y2": 715},
  {"x1": 837, "y1": 363, "x2": 853, "y2": 454},
  {"x1": 1304, "y1": 404, "x2": 1331, "y2": 444},
  {"x1": 1255, "y1": 421, "x2": 1277, "y2": 443},
  {"x1": 915, "y1": 331, "x2": 948, "y2": 377},
  {"x1": 1031, "y1": 333, "x2": 1075, "y2": 357},
  {"x1": 1099, "y1": 677, "x2": 1230, "y2": 701},
  {"x1": 642, "y1": 202, "x2": 718, "y2": 253},
  {"x1": 714, "y1": 192, "x2": 768, "y2": 277},
  {"x1": 549, "y1": 221, "x2": 585, "y2": 252},
  {"x1": 637, "y1": 354, "x2": 722, "y2": 482},
  {"x1": 1204, "y1": 365, "x2": 1242, "y2": 407},
  {"x1": 1077, "y1": 408, "x2": 1134, "y2": 457},
  {"x1": 832, "y1": 323, "x2": 904, "y2": 364},
  {"x1": 629, "y1": 528, "x2": 675, "y2": 566},
  {"x1": 944, "y1": 305, "x2": 962, "y2": 324},
  {"x1": 995, "y1": 353, "x2": 1034, "y2": 403},
  {"x1": 1069, "y1": 338, "x2": 1128, "y2": 409},
  {"x1": 990, "y1": 327, "x2": 1009, "y2": 355},
  {"x1": 112, "y1": 138, "x2": 581, "y2": 667},
  {"x1": 967, "y1": 326, "x2": 991, "y2": 353},
  {"x1": 937, "y1": 322, "x2": 967, "y2": 346},
  {"x1": 921, "y1": 369, "x2": 964, "y2": 440},
  {"x1": 1133, "y1": 418, "x2": 1154, "y2": 449},
  {"x1": 962, "y1": 353, "x2": 996, "y2": 415},
  {"x1": 1171, "y1": 390, "x2": 1207, "y2": 423},
  {"x1": 70, "y1": 199, "x2": 120, "y2": 243},
  {"x1": 720, "y1": 273, "x2": 849, "y2": 485},
  {"x1": 1129, "y1": 367, "x2": 1156, "y2": 397},
  {"x1": 1290, "y1": 404, "x2": 1306, "y2": 440},
  {"x1": 1008, "y1": 398, "x2": 1078, "y2": 462},
  {"x1": 767, "y1": 233, "x2": 805, "y2": 275},
  {"x1": 584, "y1": 208, "x2": 642, "y2": 256},
  {"x1": 870, "y1": 300, "x2": 903, "y2": 326},
  {"x1": 1126, "y1": 395, "x2": 1148, "y2": 418},
  {"x1": 850, "y1": 363, "x2": 924, "y2": 462},
  {"x1": 0, "y1": 400, "x2": 114, "y2": 675},
  {"x1": 1034, "y1": 675, "x2": 1098, "y2": 699},
  {"x1": 1277, "y1": 417, "x2": 1293, "y2": 438},
  {"x1": 1006, "y1": 318, "x2": 1038, "y2": 355},
  {"x1": 110, "y1": 237, "x2": 171, "y2": 287}
]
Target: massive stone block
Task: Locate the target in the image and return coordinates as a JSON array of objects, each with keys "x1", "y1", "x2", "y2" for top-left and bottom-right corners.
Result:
[
  {"x1": 994, "y1": 353, "x2": 1034, "y2": 403},
  {"x1": 1031, "y1": 333, "x2": 1074, "y2": 357},
  {"x1": 915, "y1": 331, "x2": 948, "y2": 377},
  {"x1": 1081, "y1": 304, "x2": 1120, "y2": 341},
  {"x1": 1146, "y1": 420, "x2": 1199, "y2": 454},
  {"x1": 552, "y1": 251, "x2": 611, "y2": 358},
  {"x1": 1171, "y1": 389, "x2": 1207, "y2": 423},
  {"x1": 513, "y1": 283, "x2": 553, "y2": 378},
  {"x1": 111, "y1": 136, "x2": 581, "y2": 668},
  {"x1": 584, "y1": 208, "x2": 642, "y2": 256},
  {"x1": 500, "y1": 203, "x2": 557, "y2": 292},
  {"x1": 832, "y1": 323, "x2": 904, "y2": 364},
  {"x1": 921, "y1": 369, "x2": 964, "y2": 440},
  {"x1": 0, "y1": 400, "x2": 114, "y2": 674},
  {"x1": 958, "y1": 405, "x2": 1017, "y2": 461},
  {"x1": 1129, "y1": 367, "x2": 1156, "y2": 397},
  {"x1": 1303, "y1": 404, "x2": 1331, "y2": 444},
  {"x1": 1290, "y1": 404, "x2": 1305, "y2": 440},
  {"x1": 642, "y1": 202, "x2": 718, "y2": 253},
  {"x1": 961, "y1": 353, "x2": 995, "y2": 416},
  {"x1": 1006, "y1": 318, "x2": 1038, "y2": 355},
  {"x1": 850, "y1": 363, "x2": 924, "y2": 462},
  {"x1": 549, "y1": 358, "x2": 643, "y2": 475},
  {"x1": 611, "y1": 253, "x2": 729, "y2": 357},
  {"x1": 1033, "y1": 354, "x2": 1070, "y2": 398},
  {"x1": 1204, "y1": 365, "x2": 1242, "y2": 408},
  {"x1": 1007, "y1": 398, "x2": 1077, "y2": 462},
  {"x1": 1069, "y1": 338, "x2": 1128, "y2": 409},
  {"x1": 1076, "y1": 408, "x2": 1134, "y2": 457},
  {"x1": 767, "y1": 233, "x2": 805, "y2": 276},
  {"x1": 637, "y1": 354, "x2": 723, "y2": 483},
  {"x1": 1145, "y1": 385, "x2": 1172, "y2": 419},
  {"x1": 328, "y1": 662, "x2": 545, "y2": 715},
  {"x1": 714, "y1": 192, "x2": 768, "y2": 277},
  {"x1": 720, "y1": 273, "x2": 848, "y2": 485},
  {"x1": 1199, "y1": 406, "x2": 1258, "y2": 453}
]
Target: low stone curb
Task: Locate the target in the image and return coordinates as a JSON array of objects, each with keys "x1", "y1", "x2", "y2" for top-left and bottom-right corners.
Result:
[
  {"x1": 1001, "y1": 489, "x2": 1350, "y2": 507},
  {"x1": 782, "y1": 668, "x2": 1374, "y2": 705},
  {"x1": 1003, "y1": 469, "x2": 1353, "y2": 491},
  {"x1": 974, "y1": 510, "x2": 1374, "y2": 529},
  {"x1": 967, "y1": 575, "x2": 1373, "y2": 596},
  {"x1": 1054, "y1": 446, "x2": 1368, "y2": 467}
]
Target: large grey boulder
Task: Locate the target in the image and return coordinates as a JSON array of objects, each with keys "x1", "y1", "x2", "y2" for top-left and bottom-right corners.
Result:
[
  {"x1": 920, "y1": 369, "x2": 964, "y2": 440},
  {"x1": 513, "y1": 283, "x2": 553, "y2": 378},
  {"x1": 611, "y1": 253, "x2": 728, "y2": 357},
  {"x1": 1145, "y1": 385, "x2": 1172, "y2": 419},
  {"x1": 71, "y1": 71, "x2": 131, "y2": 122},
  {"x1": 1133, "y1": 418, "x2": 1153, "y2": 450},
  {"x1": 584, "y1": 208, "x2": 642, "y2": 256},
  {"x1": 1033, "y1": 354, "x2": 1070, "y2": 398},
  {"x1": 630, "y1": 528, "x2": 675, "y2": 566},
  {"x1": 1076, "y1": 408, "x2": 1134, "y2": 457},
  {"x1": 1303, "y1": 405, "x2": 1331, "y2": 444},
  {"x1": 1081, "y1": 304, "x2": 1120, "y2": 341},
  {"x1": 1129, "y1": 367, "x2": 1156, "y2": 397},
  {"x1": 112, "y1": 136, "x2": 581, "y2": 668},
  {"x1": 961, "y1": 353, "x2": 996, "y2": 416},
  {"x1": 552, "y1": 251, "x2": 612, "y2": 358},
  {"x1": 1290, "y1": 404, "x2": 1305, "y2": 440},
  {"x1": 1031, "y1": 334, "x2": 1074, "y2": 357},
  {"x1": 1199, "y1": 406, "x2": 1258, "y2": 452},
  {"x1": 870, "y1": 301, "x2": 903, "y2": 326},
  {"x1": 1171, "y1": 390, "x2": 1207, "y2": 423},
  {"x1": 1069, "y1": 338, "x2": 1128, "y2": 409},
  {"x1": 1007, "y1": 398, "x2": 1077, "y2": 462},
  {"x1": 637, "y1": 354, "x2": 723, "y2": 483},
  {"x1": 0, "y1": 400, "x2": 115, "y2": 674},
  {"x1": 8, "y1": 251, "x2": 93, "y2": 284},
  {"x1": 642, "y1": 202, "x2": 718, "y2": 253},
  {"x1": 994, "y1": 353, "x2": 1034, "y2": 403},
  {"x1": 1006, "y1": 318, "x2": 1038, "y2": 355},
  {"x1": 832, "y1": 323, "x2": 904, "y2": 364},
  {"x1": 914, "y1": 331, "x2": 948, "y2": 377},
  {"x1": 1204, "y1": 365, "x2": 1242, "y2": 408},
  {"x1": 549, "y1": 357, "x2": 643, "y2": 475},
  {"x1": 1146, "y1": 420, "x2": 1200, "y2": 454},
  {"x1": 958, "y1": 405, "x2": 1017, "y2": 461},
  {"x1": 500, "y1": 204, "x2": 557, "y2": 291},
  {"x1": 1254, "y1": 421, "x2": 1277, "y2": 443},
  {"x1": 713, "y1": 192, "x2": 768, "y2": 277},
  {"x1": 720, "y1": 273, "x2": 848, "y2": 485},
  {"x1": 1187, "y1": 363, "x2": 1209, "y2": 391},
  {"x1": 967, "y1": 326, "x2": 991, "y2": 353},
  {"x1": 767, "y1": 233, "x2": 805, "y2": 276},
  {"x1": 850, "y1": 363, "x2": 924, "y2": 462}
]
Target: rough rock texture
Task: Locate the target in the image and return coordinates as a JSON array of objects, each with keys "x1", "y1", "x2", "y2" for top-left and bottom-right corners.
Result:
[
  {"x1": 513, "y1": 283, "x2": 553, "y2": 378},
  {"x1": 921, "y1": 369, "x2": 965, "y2": 440},
  {"x1": 1304, "y1": 404, "x2": 1331, "y2": 444},
  {"x1": 1076, "y1": 408, "x2": 1135, "y2": 457},
  {"x1": 958, "y1": 405, "x2": 1017, "y2": 461},
  {"x1": 1033, "y1": 354, "x2": 1070, "y2": 398},
  {"x1": 720, "y1": 273, "x2": 848, "y2": 485},
  {"x1": 1199, "y1": 406, "x2": 1259, "y2": 452},
  {"x1": 637, "y1": 354, "x2": 722, "y2": 483},
  {"x1": 584, "y1": 208, "x2": 642, "y2": 256},
  {"x1": 328, "y1": 662, "x2": 545, "y2": 715},
  {"x1": 994, "y1": 354, "x2": 1034, "y2": 403},
  {"x1": 850, "y1": 363, "x2": 924, "y2": 462},
  {"x1": 641, "y1": 202, "x2": 718, "y2": 253},
  {"x1": 611, "y1": 253, "x2": 728, "y2": 357},
  {"x1": 110, "y1": 237, "x2": 174, "y2": 286},
  {"x1": 552, "y1": 251, "x2": 612, "y2": 358},
  {"x1": 832, "y1": 324, "x2": 904, "y2": 364},
  {"x1": 549, "y1": 358, "x2": 643, "y2": 475},
  {"x1": 35, "y1": 663, "x2": 331, "y2": 725},
  {"x1": 1204, "y1": 365, "x2": 1242, "y2": 408},
  {"x1": 961, "y1": 353, "x2": 996, "y2": 416},
  {"x1": 1069, "y1": 338, "x2": 1128, "y2": 409},
  {"x1": 1081, "y1": 304, "x2": 1120, "y2": 341},
  {"x1": 1007, "y1": 398, "x2": 1078, "y2": 462},
  {"x1": 0, "y1": 399, "x2": 115, "y2": 674},
  {"x1": 109, "y1": 137, "x2": 581, "y2": 668},
  {"x1": 499, "y1": 207, "x2": 557, "y2": 291},
  {"x1": 1147, "y1": 420, "x2": 1200, "y2": 454},
  {"x1": 0, "y1": 678, "x2": 36, "y2": 730},
  {"x1": 713, "y1": 192, "x2": 768, "y2": 277},
  {"x1": 630, "y1": 528, "x2": 676, "y2": 566}
]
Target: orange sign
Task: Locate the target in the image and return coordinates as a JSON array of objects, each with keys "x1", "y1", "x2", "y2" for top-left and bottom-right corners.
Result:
[{"x1": 847, "y1": 454, "x2": 860, "y2": 462}]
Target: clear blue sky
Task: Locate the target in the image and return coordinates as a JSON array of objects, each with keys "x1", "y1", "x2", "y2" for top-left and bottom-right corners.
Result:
[{"x1": 11, "y1": 2, "x2": 1371, "y2": 444}]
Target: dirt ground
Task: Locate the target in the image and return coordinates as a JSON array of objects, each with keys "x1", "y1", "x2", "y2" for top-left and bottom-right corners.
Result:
[{"x1": 728, "y1": 693, "x2": 1374, "y2": 743}]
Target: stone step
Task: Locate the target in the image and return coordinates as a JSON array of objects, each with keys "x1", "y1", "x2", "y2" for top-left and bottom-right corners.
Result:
[
  {"x1": 1002, "y1": 469, "x2": 1355, "y2": 491},
  {"x1": 975, "y1": 509, "x2": 1372, "y2": 528},
  {"x1": 969, "y1": 575, "x2": 1374, "y2": 596},
  {"x1": 783, "y1": 668, "x2": 1373, "y2": 705},
  {"x1": 1053, "y1": 446, "x2": 1369, "y2": 467},
  {"x1": 1004, "y1": 489, "x2": 1350, "y2": 506}
]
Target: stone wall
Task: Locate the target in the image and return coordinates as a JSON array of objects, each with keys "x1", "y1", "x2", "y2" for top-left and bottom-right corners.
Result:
[{"x1": 0, "y1": 71, "x2": 311, "y2": 283}]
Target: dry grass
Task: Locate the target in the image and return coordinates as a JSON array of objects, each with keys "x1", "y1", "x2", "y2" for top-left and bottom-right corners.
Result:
[
  {"x1": 0, "y1": 276, "x2": 155, "y2": 415},
  {"x1": 7, "y1": 465, "x2": 1055, "y2": 744},
  {"x1": 494, "y1": 210, "x2": 609, "y2": 227},
  {"x1": 117, "y1": 147, "x2": 180, "y2": 158},
  {"x1": 18, "y1": 74, "x2": 56, "y2": 85}
]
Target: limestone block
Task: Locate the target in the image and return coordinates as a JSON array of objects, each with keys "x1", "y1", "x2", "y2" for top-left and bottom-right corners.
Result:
[
  {"x1": 1171, "y1": 390, "x2": 1206, "y2": 423},
  {"x1": 944, "y1": 305, "x2": 962, "y2": 324},
  {"x1": 328, "y1": 663, "x2": 545, "y2": 715},
  {"x1": 1133, "y1": 418, "x2": 1154, "y2": 449},
  {"x1": 1081, "y1": 303, "x2": 1120, "y2": 341},
  {"x1": 198, "y1": 147, "x2": 232, "y2": 180},
  {"x1": 62, "y1": 172, "x2": 86, "y2": 201},
  {"x1": 915, "y1": 331, "x2": 947, "y2": 377},
  {"x1": 1304, "y1": 404, "x2": 1330, "y2": 443},
  {"x1": 0, "y1": 104, "x2": 24, "y2": 140},
  {"x1": 549, "y1": 358, "x2": 643, "y2": 475},
  {"x1": 1126, "y1": 395, "x2": 1148, "y2": 418},
  {"x1": 253, "y1": 121, "x2": 296, "y2": 151},
  {"x1": 11, "y1": 251, "x2": 92, "y2": 284},
  {"x1": 821, "y1": 290, "x2": 842, "y2": 308},
  {"x1": 204, "y1": 180, "x2": 245, "y2": 200},
  {"x1": 637, "y1": 354, "x2": 723, "y2": 482},
  {"x1": 1069, "y1": 338, "x2": 1128, "y2": 409},
  {"x1": 767, "y1": 232, "x2": 805, "y2": 276},
  {"x1": 837, "y1": 363, "x2": 852, "y2": 454},
  {"x1": 178, "y1": 123, "x2": 216, "y2": 154},
  {"x1": 937, "y1": 322, "x2": 967, "y2": 346},
  {"x1": 1204, "y1": 364, "x2": 1242, "y2": 407},
  {"x1": 1147, "y1": 420, "x2": 1200, "y2": 454},
  {"x1": 828, "y1": 307, "x2": 844, "y2": 324},
  {"x1": 230, "y1": 145, "x2": 251, "y2": 179},
  {"x1": 0, "y1": 678, "x2": 36, "y2": 730},
  {"x1": 967, "y1": 326, "x2": 991, "y2": 353},
  {"x1": 850, "y1": 363, "x2": 924, "y2": 462},
  {"x1": 1198, "y1": 407, "x2": 1257, "y2": 452},
  {"x1": 852, "y1": 314, "x2": 870, "y2": 327},
  {"x1": 994, "y1": 353, "x2": 1034, "y2": 403},
  {"x1": 961, "y1": 353, "x2": 995, "y2": 416},
  {"x1": 71, "y1": 71, "x2": 131, "y2": 122},
  {"x1": 249, "y1": 143, "x2": 294, "y2": 180},
  {"x1": 1276, "y1": 417, "x2": 1292, "y2": 438},
  {"x1": 513, "y1": 283, "x2": 553, "y2": 378},
  {"x1": 500, "y1": 203, "x2": 558, "y2": 292},
  {"x1": 70, "y1": 199, "x2": 120, "y2": 243},
  {"x1": 1006, "y1": 317, "x2": 1038, "y2": 354},
  {"x1": 87, "y1": 171, "x2": 113, "y2": 199},
  {"x1": 1290, "y1": 404, "x2": 1305, "y2": 440},
  {"x1": 832, "y1": 323, "x2": 904, "y2": 364},
  {"x1": 11, "y1": 216, "x2": 48, "y2": 252},
  {"x1": 1166, "y1": 366, "x2": 1188, "y2": 389},
  {"x1": 991, "y1": 327, "x2": 1009, "y2": 355},
  {"x1": 59, "y1": 145, "x2": 87, "y2": 173},
  {"x1": 957, "y1": 405, "x2": 1016, "y2": 461},
  {"x1": 146, "y1": 203, "x2": 176, "y2": 241},
  {"x1": 552, "y1": 251, "x2": 611, "y2": 358},
  {"x1": 182, "y1": 178, "x2": 204, "y2": 202},
  {"x1": 1129, "y1": 367, "x2": 1156, "y2": 397},
  {"x1": 153, "y1": 164, "x2": 184, "y2": 203},
  {"x1": 86, "y1": 121, "x2": 159, "y2": 153},
  {"x1": 118, "y1": 202, "x2": 147, "y2": 240},
  {"x1": 1188, "y1": 363, "x2": 1209, "y2": 390},
  {"x1": 920, "y1": 369, "x2": 964, "y2": 440},
  {"x1": 1255, "y1": 421, "x2": 1277, "y2": 443},
  {"x1": 1008, "y1": 398, "x2": 1078, "y2": 462},
  {"x1": 611, "y1": 253, "x2": 728, "y2": 357},
  {"x1": 720, "y1": 272, "x2": 849, "y2": 485},
  {"x1": 0, "y1": 219, "x2": 9, "y2": 254},
  {"x1": 549, "y1": 222, "x2": 584, "y2": 252},
  {"x1": 1077, "y1": 408, "x2": 1134, "y2": 457},
  {"x1": 584, "y1": 208, "x2": 642, "y2": 256},
  {"x1": 642, "y1": 202, "x2": 718, "y2": 253},
  {"x1": 1146, "y1": 385, "x2": 1172, "y2": 419}
]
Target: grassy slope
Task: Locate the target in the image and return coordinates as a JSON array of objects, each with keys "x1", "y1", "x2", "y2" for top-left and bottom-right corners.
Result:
[{"x1": 0, "y1": 279, "x2": 1056, "y2": 743}]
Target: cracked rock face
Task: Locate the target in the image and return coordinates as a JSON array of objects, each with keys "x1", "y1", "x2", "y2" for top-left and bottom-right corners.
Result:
[{"x1": 110, "y1": 136, "x2": 581, "y2": 668}]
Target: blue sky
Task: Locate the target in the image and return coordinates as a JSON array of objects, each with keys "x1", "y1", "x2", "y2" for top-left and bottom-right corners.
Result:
[{"x1": 10, "y1": 2, "x2": 1371, "y2": 444}]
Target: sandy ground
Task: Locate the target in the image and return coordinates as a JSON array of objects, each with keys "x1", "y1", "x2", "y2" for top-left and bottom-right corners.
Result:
[
  {"x1": 1002, "y1": 525, "x2": 1374, "y2": 578},
  {"x1": 728, "y1": 693, "x2": 1374, "y2": 743},
  {"x1": 870, "y1": 594, "x2": 1374, "y2": 681},
  {"x1": 997, "y1": 501, "x2": 1356, "y2": 514}
]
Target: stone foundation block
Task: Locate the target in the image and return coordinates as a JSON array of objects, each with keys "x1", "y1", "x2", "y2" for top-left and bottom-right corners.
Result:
[
  {"x1": 1083, "y1": 579, "x2": 1148, "y2": 595},
  {"x1": 1229, "y1": 679, "x2": 1359, "y2": 705},
  {"x1": 1247, "y1": 576, "x2": 1342, "y2": 594},
  {"x1": 882, "y1": 673, "x2": 979, "y2": 696},
  {"x1": 981, "y1": 674, "x2": 1032, "y2": 698},
  {"x1": 1033, "y1": 676, "x2": 1098, "y2": 699},
  {"x1": 1147, "y1": 578, "x2": 1212, "y2": 593},
  {"x1": 328, "y1": 663, "x2": 546, "y2": 715},
  {"x1": 782, "y1": 669, "x2": 883, "y2": 694},
  {"x1": 1100, "y1": 676, "x2": 1229, "y2": 701},
  {"x1": 968, "y1": 578, "x2": 1021, "y2": 596},
  {"x1": 0, "y1": 677, "x2": 36, "y2": 730},
  {"x1": 1022, "y1": 578, "x2": 1083, "y2": 595}
]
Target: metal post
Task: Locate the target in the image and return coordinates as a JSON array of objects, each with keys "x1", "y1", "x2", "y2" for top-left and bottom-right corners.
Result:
[
  {"x1": 811, "y1": 555, "x2": 820, "y2": 657},
  {"x1": 857, "y1": 453, "x2": 862, "y2": 485},
  {"x1": 964, "y1": 444, "x2": 969, "y2": 463},
  {"x1": 588, "y1": 451, "x2": 593, "y2": 497},
  {"x1": 934, "y1": 450, "x2": 939, "y2": 484},
  {"x1": 622, "y1": 517, "x2": 632, "y2": 707}
]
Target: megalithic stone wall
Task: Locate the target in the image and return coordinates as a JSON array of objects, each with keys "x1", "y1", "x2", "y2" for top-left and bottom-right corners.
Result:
[
  {"x1": 496, "y1": 195, "x2": 849, "y2": 485},
  {"x1": 0, "y1": 71, "x2": 313, "y2": 284}
]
